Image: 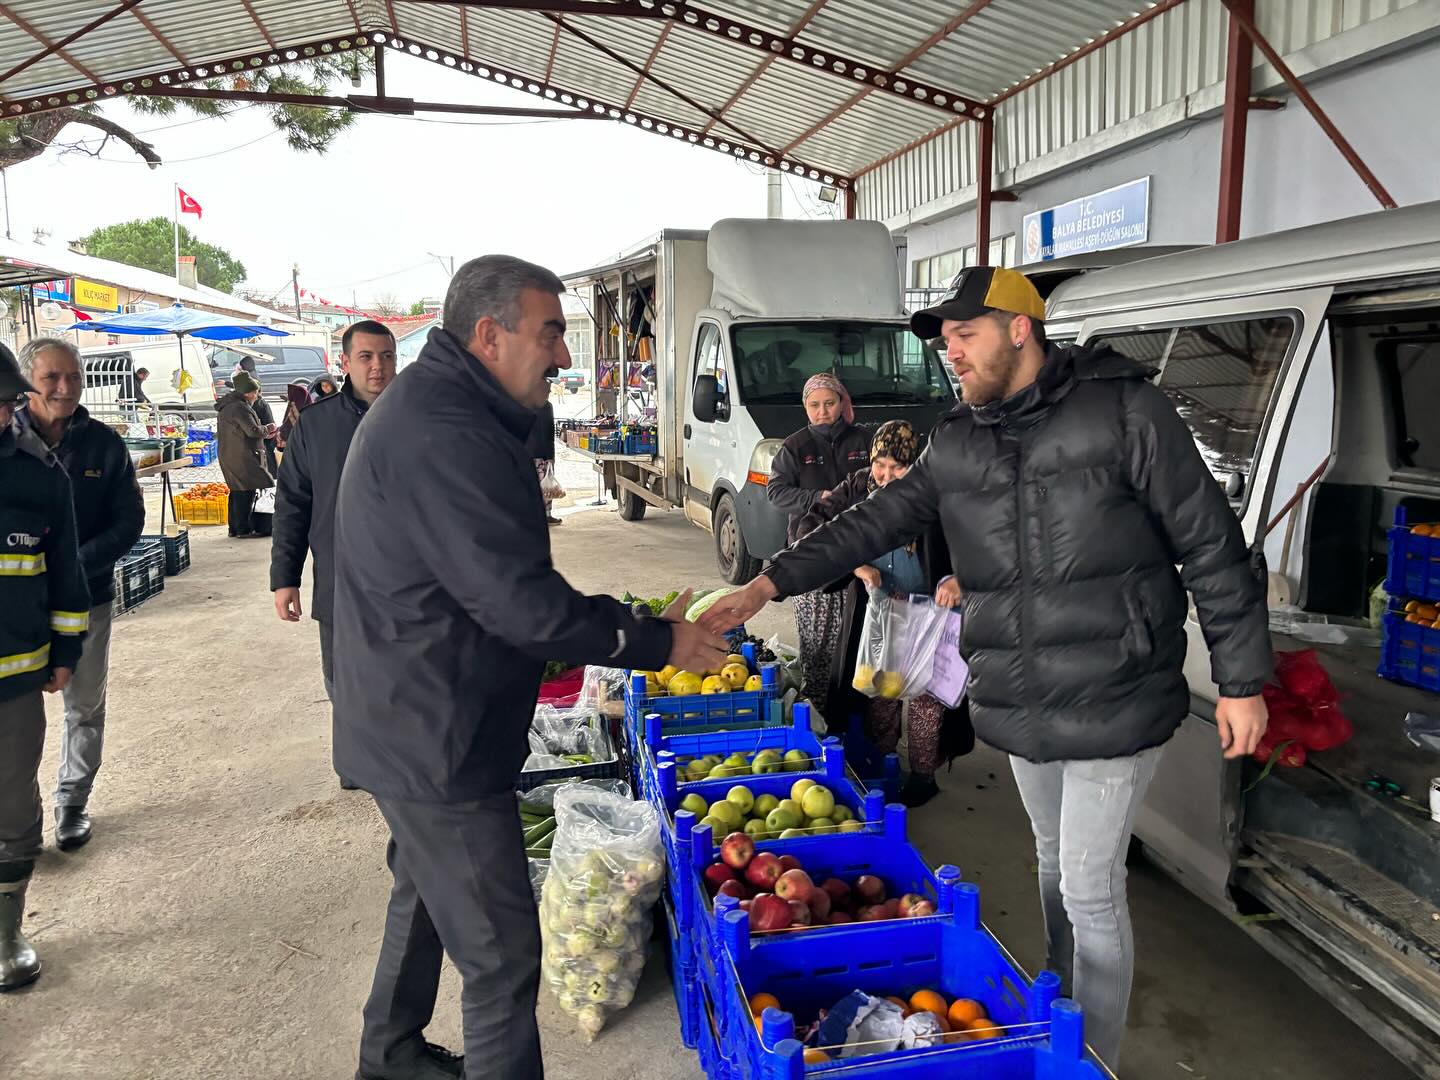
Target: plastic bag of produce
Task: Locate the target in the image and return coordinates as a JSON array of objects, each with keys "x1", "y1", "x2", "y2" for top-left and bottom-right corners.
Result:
[
  {"x1": 852, "y1": 591, "x2": 950, "y2": 701},
  {"x1": 539, "y1": 785, "x2": 665, "y2": 1039},
  {"x1": 577, "y1": 666, "x2": 629, "y2": 717},
  {"x1": 528, "y1": 707, "x2": 616, "y2": 765}
]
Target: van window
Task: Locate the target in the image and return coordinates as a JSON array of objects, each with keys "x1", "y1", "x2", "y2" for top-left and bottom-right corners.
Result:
[
  {"x1": 1380, "y1": 337, "x2": 1440, "y2": 471},
  {"x1": 1089, "y1": 315, "x2": 1295, "y2": 484},
  {"x1": 732, "y1": 321, "x2": 950, "y2": 406},
  {"x1": 694, "y1": 322, "x2": 728, "y2": 407}
]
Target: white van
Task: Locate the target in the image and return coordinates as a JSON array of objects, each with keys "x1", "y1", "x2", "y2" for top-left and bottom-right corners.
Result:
[
  {"x1": 1043, "y1": 201, "x2": 1440, "y2": 1074},
  {"x1": 78, "y1": 338, "x2": 217, "y2": 413}
]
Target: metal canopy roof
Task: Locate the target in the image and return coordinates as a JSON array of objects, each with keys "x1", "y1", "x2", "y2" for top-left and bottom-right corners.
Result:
[{"x1": 1, "y1": 0, "x2": 1176, "y2": 185}]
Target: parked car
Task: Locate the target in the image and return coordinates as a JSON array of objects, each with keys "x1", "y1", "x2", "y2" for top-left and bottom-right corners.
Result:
[
  {"x1": 550, "y1": 369, "x2": 587, "y2": 393},
  {"x1": 79, "y1": 339, "x2": 216, "y2": 412},
  {"x1": 212, "y1": 343, "x2": 330, "y2": 399}
]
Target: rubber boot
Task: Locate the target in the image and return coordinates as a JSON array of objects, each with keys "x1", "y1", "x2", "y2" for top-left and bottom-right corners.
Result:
[{"x1": 0, "y1": 878, "x2": 40, "y2": 990}]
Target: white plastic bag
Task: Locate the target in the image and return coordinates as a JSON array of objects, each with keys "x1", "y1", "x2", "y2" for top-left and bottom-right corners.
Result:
[
  {"x1": 539, "y1": 786, "x2": 665, "y2": 1040},
  {"x1": 540, "y1": 461, "x2": 566, "y2": 499},
  {"x1": 852, "y1": 592, "x2": 950, "y2": 700},
  {"x1": 253, "y1": 487, "x2": 276, "y2": 514}
]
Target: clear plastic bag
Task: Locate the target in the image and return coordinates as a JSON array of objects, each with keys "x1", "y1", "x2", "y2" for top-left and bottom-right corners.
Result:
[
  {"x1": 577, "y1": 665, "x2": 629, "y2": 718},
  {"x1": 852, "y1": 591, "x2": 950, "y2": 700},
  {"x1": 539, "y1": 785, "x2": 665, "y2": 1039},
  {"x1": 525, "y1": 707, "x2": 617, "y2": 768}
]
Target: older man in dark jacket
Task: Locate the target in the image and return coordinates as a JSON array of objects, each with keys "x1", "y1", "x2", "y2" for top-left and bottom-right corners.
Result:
[
  {"x1": 332, "y1": 255, "x2": 727, "y2": 1080},
  {"x1": 700, "y1": 265, "x2": 1272, "y2": 1071},
  {"x1": 17, "y1": 337, "x2": 144, "y2": 850}
]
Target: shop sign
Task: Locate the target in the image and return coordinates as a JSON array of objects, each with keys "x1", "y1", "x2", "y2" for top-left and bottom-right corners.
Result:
[
  {"x1": 1022, "y1": 177, "x2": 1150, "y2": 263},
  {"x1": 32, "y1": 279, "x2": 71, "y2": 303},
  {"x1": 73, "y1": 277, "x2": 122, "y2": 312}
]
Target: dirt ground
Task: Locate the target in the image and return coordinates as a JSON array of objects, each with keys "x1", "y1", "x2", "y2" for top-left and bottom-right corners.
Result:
[{"x1": 0, "y1": 481, "x2": 1413, "y2": 1080}]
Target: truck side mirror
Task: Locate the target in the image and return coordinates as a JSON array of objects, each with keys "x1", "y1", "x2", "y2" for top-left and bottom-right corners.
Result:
[{"x1": 693, "y1": 374, "x2": 722, "y2": 422}]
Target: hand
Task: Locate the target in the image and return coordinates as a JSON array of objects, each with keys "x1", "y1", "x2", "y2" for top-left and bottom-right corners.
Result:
[
  {"x1": 666, "y1": 620, "x2": 731, "y2": 675},
  {"x1": 1216, "y1": 694, "x2": 1268, "y2": 759},
  {"x1": 854, "y1": 566, "x2": 881, "y2": 590},
  {"x1": 43, "y1": 667, "x2": 72, "y2": 693},
  {"x1": 274, "y1": 587, "x2": 303, "y2": 622},
  {"x1": 934, "y1": 578, "x2": 962, "y2": 608},
  {"x1": 696, "y1": 576, "x2": 779, "y2": 636}
]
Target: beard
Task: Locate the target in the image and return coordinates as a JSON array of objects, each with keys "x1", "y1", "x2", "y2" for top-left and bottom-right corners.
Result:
[{"x1": 959, "y1": 342, "x2": 1023, "y2": 407}]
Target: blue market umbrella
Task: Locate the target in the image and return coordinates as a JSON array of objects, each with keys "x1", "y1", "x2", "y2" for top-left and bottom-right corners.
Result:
[{"x1": 67, "y1": 302, "x2": 290, "y2": 397}]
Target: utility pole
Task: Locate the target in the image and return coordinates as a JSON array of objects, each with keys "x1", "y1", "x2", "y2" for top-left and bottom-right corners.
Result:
[
  {"x1": 292, "y1": 263, "x2": 301, "y2": 320},
  {"x1": 1, "y1": 168, "x2": 11, "y2": 239},
  {"x1": 766, "y1": 171, "x2": 782, "y2": 219}
]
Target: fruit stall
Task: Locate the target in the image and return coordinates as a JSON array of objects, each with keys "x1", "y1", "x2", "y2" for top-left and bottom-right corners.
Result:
[{"x1": 531, "y1": 593, "x2": 1113, "y2": 1078}]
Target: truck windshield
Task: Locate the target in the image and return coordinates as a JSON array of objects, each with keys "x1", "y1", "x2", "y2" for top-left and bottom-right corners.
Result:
[{"x1": 732, "y1": 322, "x2": 952, "y2": 405}]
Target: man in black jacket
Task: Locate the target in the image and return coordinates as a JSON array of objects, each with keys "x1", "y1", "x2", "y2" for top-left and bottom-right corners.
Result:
[
  {"x1": 332, "y1": 255, "x2": 727, "y2": 1080},
  {"x1": 17, "y1": 337, "x2": 144, "y2": 851},
  {"x1": 1, "y1": 342, "x2": 91, "y2": 991},
  {"x1": 700, "y1": 266, "x2": 1271, "y2": 1070},
  {"x1": 271, "y1": 319, "x2": 396, "y2": 701}
]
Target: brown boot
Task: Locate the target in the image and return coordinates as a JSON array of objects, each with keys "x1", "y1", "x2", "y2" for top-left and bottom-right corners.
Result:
[{"x1": 0, "y1": 877, "x2": 40, "y2": 990}]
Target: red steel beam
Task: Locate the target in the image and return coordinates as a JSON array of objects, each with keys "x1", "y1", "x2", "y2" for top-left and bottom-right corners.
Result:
[
  {"x1": 134, "y1": 84, "x2": 610, "y2": 119},
  {"x1": 239, "y1": 0, "x2": 280, "y2": 50},
  {"x1": 0, "y1": 5, "x2": 103, "y2": 85},
  {"x1": 975, "y1": 113, "x2": 993, "y2": 263},
  {"x1": 131, "y1": 7, "x2": 191, "y2": 67},
  {"x1": 700, "y1": 0, "x2": 829, "y2": 136},
  {"x1": 1215, "y1": 0, "x2": 1253, "y2": 243},
  {"x1": 544, "y1": 20, "x2": 562, "y2": 83},
  {"x1": 1220, "y1": 0, "x2": 1397, "y2": 209},
  {"x1": 0, "y1": 0, "x2": 142, "y2": 92},
  {"x1": 624, "y1": 23, "x2": 672, "y2": 109},
  {"x1": 844, "y1": 184, "x2": 856, "y2": 220}
]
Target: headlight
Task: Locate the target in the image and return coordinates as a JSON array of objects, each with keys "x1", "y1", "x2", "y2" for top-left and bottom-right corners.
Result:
[{"x1": 747, "y1": 439, "x2": 784, "y2": 486}]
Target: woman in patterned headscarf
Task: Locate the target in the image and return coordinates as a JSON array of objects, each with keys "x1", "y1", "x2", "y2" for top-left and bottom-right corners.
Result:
[
  {"x1": 795, "y1": 419, "x2": 973, "y2": 807},
  {"x1": 767, "y1": 373, "x2": 872, "y2": 716}
]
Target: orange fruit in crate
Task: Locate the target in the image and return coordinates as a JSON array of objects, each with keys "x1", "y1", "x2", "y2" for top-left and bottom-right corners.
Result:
[
  {"x1": 884, "y1": 995, "x2": 912, "y2": 1015},
  {"x1": 749, "y1": 992, "x2": 781, "y2": 1016},
  {"x1": 802, "y1": 1048, "x2": 831, "y2": 1063},
  {"x1": 948, "y1": 998, "x2": 986, "y2": 1027},
  {"x1": 908, "y1": 989, "x2": 948, "y2": 1022},
  {"x1": 1411, "y1": 524, "x2": 1433, "y2": 536},
  {"x1": 965, "y1": 1019, "x2": 1005, "y2": 1041}
]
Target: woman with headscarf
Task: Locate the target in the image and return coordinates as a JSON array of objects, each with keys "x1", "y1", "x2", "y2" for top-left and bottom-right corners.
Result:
[
  {"x1": 796, "y1": 419, "x2": 973, "y2": 807},
  {"x1": 309, "y1": 374, "x2": 338, "y2": 402},
  {"x1": 767, "y1": 372, "x2": 871, "y2": 715}
]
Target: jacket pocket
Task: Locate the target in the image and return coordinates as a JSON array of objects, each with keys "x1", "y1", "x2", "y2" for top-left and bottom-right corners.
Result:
[{"x1": 1122, "y1": 589, "x2": 1155, "y2": 670}]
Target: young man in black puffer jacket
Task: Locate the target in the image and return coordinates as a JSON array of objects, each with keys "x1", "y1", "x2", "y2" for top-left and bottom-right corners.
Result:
[{"x1": 700, "y1": 266, "x2": 1272, "y2": 1071}]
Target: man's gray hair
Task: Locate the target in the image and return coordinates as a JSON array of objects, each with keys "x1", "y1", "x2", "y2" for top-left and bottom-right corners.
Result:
[
  {"x1": 17, "y1": 336, "x2": 81, "y2": 378},
  {"x1": 442, "y1": 255, "x2": 565, "y2": 341}
]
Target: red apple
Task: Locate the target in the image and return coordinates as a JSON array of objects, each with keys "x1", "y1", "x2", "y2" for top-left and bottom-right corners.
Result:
[
  {"x1": 703, "y1": 862, "x2": 736, "y2": 896},
  {"x1": 774, "y1": 869, "x2": 814, "y2": 904},
  {"x1": 777, "y1": 855, "x2": 802, "y2": 873},
  {"x1": 749, "y1": 893, "x2": 793, "y2": 932},
  {"x1": 821, "y1": 878, "x2": 852, "y2": 910},
  {"x1": 896, "y1": 893, "x2": 926, "y2": 917},
  {"x1": 807, "y1": 888, "x2": 832, "y2": 921},
  {"x1": 854, "y1": 875, "x2": 887, "y2": 905},
  {"x1": 787, "y1": 899, "x2": 813, "y2": 926},
  {"x1": 907, "y1": 899, "x2": 937, "y2": 918},
  {"x1": 720, "y1": 831, "x2": 756, "y2": 870},
  {"x1": 739, "y1": 900, "x2": 752, "y2": 912},
  {"x1": 716, "y1": 878, "x2": 749, "y2": 900},
  {"x1": 745, "y1": 852, "x2": 783, "y2": 891},
  {"x1": 857, "y1": 904, "x2": 887, "y2": 921},
  {"x1": 879, "y1": 899, "x2": 901, "y2": 919},
  {"x1": 827, "y1": 912, "x2": 853, "y2": 925}
]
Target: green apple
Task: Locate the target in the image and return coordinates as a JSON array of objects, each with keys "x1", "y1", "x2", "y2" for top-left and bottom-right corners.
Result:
[
  {"x1": 699, "y1": 815, "x2": 726, "y2": 833},
  {"x1": 709, "y1": 762, "x2": 737, "y2": 780},
  {"x1": 838, "y1": 819, "x2": 864, "y2": 833},
  {"x1": 751, "y1": 749, "x2": 783, "y2": 775},
  {"x1": 779, "y1": 828, "x2": 807, "y2": 840},
  {"x1": 790, "y1": 778, "x2": 818, "y2": 803},
  {"x1": 830, "y1": 805, "x2": 853, "y2": 824},
  {"x1": 707, "y1": 800, "x2": 744, "y2": 830},
  {"x1": 679, "y1": 793, "x2": 709, "y2": 817},
  {"x1": 800, "y1": 785, "x2": 835, "y2": 820},
  {"x1": 807, "y1": 816, "x2": 835, "y2": 835},
  {"x1": 744, "y1": 818, "x2": 770, "y2": 841},
  {"x1": 765, "y1": 806, "x2": 800, "y2": 832},
  {"x1": 777, "y1": 798, "x2": 804, "y2": 823},
  {"x1": 726, "y1": 785, "x2": 755, "y2": 815},
  {"x1": 753, "y1": 794, "x2": 780, "y2": 818},
  {"x1": 782, "y1": 749, "x2": 810, "y2": 773}
]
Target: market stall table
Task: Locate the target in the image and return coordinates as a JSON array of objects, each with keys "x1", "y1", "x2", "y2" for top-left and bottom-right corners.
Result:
[{"x1": 135, "y1": 456, "x2": 192, "y2": 533}]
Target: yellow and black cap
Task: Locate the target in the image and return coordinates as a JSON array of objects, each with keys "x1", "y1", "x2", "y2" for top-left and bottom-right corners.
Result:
[{"x1": 910, "y1": 266, "x2": 1046, "y2": 340}]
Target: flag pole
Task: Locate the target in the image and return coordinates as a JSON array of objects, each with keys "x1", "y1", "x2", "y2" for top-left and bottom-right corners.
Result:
[{"x1": 173, "y1": 182, "x2": 181, "y2": 284}]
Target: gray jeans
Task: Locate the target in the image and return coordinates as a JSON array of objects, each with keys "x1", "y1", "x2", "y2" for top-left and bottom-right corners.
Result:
[
  {"x1": 56, "y1": 601, "x2": 115, "y2": 807},
  {"x1": 0, "y1": 690, "x2": 46, "y2": 874},
  {"x1": 1010, "y1": 744, "x2": 1164, "y2": 1071}
]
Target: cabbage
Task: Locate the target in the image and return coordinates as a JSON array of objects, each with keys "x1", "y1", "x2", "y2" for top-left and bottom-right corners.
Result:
[{"x1": 685, "y1": 586, "x2": 738, "y2": 622}]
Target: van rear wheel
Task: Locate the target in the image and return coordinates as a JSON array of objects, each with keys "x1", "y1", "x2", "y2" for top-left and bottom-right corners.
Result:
[{"x1": 714, "y1": 493, "x2": 760, "y2": 585}]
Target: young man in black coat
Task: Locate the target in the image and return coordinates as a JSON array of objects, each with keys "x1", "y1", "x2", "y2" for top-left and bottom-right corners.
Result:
[
  {"x1": 16, "y1": 338, "x2": 143, "y2": 850},
  {"x1": 699, "y1": 266, "x2": 1272, "y2": 1071}
]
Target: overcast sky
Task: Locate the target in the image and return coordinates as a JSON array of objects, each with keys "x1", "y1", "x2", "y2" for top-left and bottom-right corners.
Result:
[{"x1": 3, "y1": 50, "x2": 839, "y2": 312}]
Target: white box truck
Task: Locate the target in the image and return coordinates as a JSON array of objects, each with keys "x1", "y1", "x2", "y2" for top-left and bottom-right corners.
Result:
[{"x1": 564, "y1": 218, "x2": 957, "y2": 582}]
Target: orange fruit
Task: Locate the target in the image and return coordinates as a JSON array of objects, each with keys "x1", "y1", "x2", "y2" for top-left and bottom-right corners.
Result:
[
  {"x1": 750, "y1": 992, "x2": 781, "y2": 1016},
  {"x1": 753, "y1": 1014, "x2": 765, "y2": 1033},
  {"x1": 966, "y1": 1019, "x2": 1005, "y2": 1041},
  {"x1": 884, "y1": 995, "x2": 912, "y2": 1014},
  {"x1": 908, "y1": 989, "x2": 948, "y2": 1022},
  {"x1": 802, "y1": 1048, "x2": 831, "y2": 1063},
  {"x1": 1412, "y1": 524, "x2": 1433, "y2": 536},
  {"x1": 948, "y1": 998, "x2": 986, "y2": 1027}
]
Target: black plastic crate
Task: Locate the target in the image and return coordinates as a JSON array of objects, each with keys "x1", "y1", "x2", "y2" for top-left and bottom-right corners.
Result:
[
  {"x1": 142, "y1": 529, "x2": 191, "y2": 576},
  {"x1": 113, "y1": 540, "x2": 166, "y2": 616}
]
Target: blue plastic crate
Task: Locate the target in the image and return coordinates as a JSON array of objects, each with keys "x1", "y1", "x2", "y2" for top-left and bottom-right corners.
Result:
[
  {"x1": 1378, "y1": 608, "x2": 1440, "y2": 691},
  {"x1": 624, "y1": 646, "x2": 782, "y2": 741},
  {"x1": 838, "y1": 714, "x2": 905, "y2": 802},
  {"x1": 112, "y1": 539, "x2": 166, "y2": 616},
  {"x1": 1384, "y1": 505, "x2": 1440, "y2": 604},
  {"x1": 663, "y1": 895, "x2": 702, "y2": 1050},
  {"x1": 623, "y1": 431, "x2": 657, "y2": 456},
  {"x1": 711, "y1": 891, "x2": 1106, "y2": 1079}
]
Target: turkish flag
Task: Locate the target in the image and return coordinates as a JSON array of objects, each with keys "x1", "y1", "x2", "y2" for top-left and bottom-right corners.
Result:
[{"x1": 178, "y1": 187, "x2": 203, "y2": 218}]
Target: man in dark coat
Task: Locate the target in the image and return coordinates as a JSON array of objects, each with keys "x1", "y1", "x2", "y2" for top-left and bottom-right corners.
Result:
[
  {"x1": 216, "y1": 371, "x2": 273, "y2": 537},
  {"x1": 332, "y1": 255, "x2": 727, "y2": 1080},
  {"x1": 271, "y1": 320, "x2": 396, "y2": 701},
  {"x1": 699, "y1": 265, "x2": 1272, "y2": 1070},
  {"x1": 16, "y1": 338, "x2": 144, "y2": 849},
  {"x1": 0, "y1": 342, "x2": 91, "y2": 991}
]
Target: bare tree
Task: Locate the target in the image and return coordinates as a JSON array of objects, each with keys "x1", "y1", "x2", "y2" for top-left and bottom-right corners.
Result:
[{"x1": 371, "y1": 292, "x2": 403, "y2": 317}]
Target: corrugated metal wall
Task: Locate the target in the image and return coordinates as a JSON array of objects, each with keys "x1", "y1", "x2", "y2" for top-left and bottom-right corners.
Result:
[{"x1": 857, "y1": 0, "x2": 1423, "y2": 222}]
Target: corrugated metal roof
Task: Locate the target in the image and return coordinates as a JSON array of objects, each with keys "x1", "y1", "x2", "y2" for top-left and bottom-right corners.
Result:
[{"x1": 0, "y1": 0, "x2": 1185, "y2": 182}]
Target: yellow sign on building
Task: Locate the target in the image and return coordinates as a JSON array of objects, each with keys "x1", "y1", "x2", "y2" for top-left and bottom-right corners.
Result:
[{"x1": 72, "y1": 277, "x2": 121, "y2": 312}]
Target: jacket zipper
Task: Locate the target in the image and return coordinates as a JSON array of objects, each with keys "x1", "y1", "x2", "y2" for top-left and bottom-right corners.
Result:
[
  {"x1": 1011, "y1": 422, "x2": 1031, "y2": 707},
  {"x1": 1036, "y1": 483, "x2": 1050, "y2": 574}
]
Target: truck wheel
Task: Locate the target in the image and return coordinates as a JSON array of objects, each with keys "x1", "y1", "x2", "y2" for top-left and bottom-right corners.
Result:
[
  {"x1": 617, "y1": 483, "x2": 647, "y2": 521},
  {"x1": 714, "y1": 493, "x2": 760, "y2": 585}
]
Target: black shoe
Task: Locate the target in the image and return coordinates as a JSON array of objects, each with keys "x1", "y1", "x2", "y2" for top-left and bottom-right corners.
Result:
[
  {"x1": 356, "y1": 1043, "x2": 463, "y2": 1080},
  {"x1": 898, "y1": 775, "x2": 941, "y2": 809},
  {"x1": 0, "y1": 881, "x2": 40, "y2": 991},
  {"x1": 55, "y1": 805, "x2": 93, "y2": 851},
  {"x1": 546, "y1": 515, "x2": 562, "y2": 526}
]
